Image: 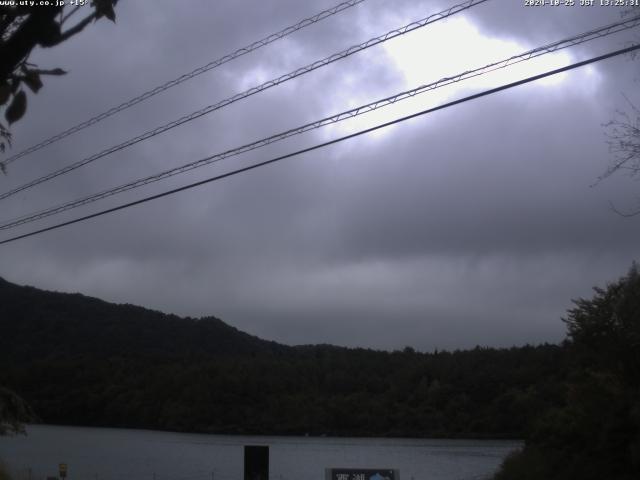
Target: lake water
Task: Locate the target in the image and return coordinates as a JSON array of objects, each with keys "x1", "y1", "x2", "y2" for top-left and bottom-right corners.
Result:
[{"x1": 0, "y1": 425, "x2": 520, "y2": 480}]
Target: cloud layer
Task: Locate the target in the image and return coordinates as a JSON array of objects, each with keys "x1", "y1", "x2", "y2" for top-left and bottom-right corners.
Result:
[{"x1": 1, "y1": 0, "x2": 639, "y2": 350}]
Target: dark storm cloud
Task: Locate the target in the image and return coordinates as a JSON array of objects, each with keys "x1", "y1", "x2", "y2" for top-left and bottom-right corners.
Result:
[{"x1": 1, "y1": 0, "x2": 639, "y2": 350}]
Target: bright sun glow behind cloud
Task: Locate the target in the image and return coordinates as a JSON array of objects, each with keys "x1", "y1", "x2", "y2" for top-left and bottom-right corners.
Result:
[
  {"x1": 325, "y1": 17, "x2": 600, "y2": 140},
  {"x1": 385, "y1": 17, "x2": 572, "y2": 91}
]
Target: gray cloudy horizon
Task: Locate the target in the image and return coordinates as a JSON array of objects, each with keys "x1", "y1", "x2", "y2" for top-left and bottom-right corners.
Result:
[{"x1": 1, "y1": 0, "x2": 639, "y2": 351}]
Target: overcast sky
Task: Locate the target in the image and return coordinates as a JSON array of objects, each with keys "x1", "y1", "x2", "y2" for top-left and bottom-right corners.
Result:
[{"x1": 1, "y1": 0, "x2": 639, "y2": 351}]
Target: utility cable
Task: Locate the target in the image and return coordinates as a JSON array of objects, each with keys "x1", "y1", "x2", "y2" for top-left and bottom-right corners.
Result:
[
  {"x1": 1, "y1": 14, "x2": 638, "y2": 230},
  {"x1": 0, "y1": 0, "x2": 490, "y2": 200},
  {"x1": 0, "y1": 0, "x2": 367, "y2": 166},
  {"x1": 1, "y1": 43, "x2": 637, "y2": 246}
]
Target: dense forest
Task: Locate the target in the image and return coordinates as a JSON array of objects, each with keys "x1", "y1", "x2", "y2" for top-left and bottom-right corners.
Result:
[
  {"x1": 0, "y1": 275, "x2": 569, "y2": 438},
  {"x1": 2, "y1": 266, "x2": 639, "y2": 479}
]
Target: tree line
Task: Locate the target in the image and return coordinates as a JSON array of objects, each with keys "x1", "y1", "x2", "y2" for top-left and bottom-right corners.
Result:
[
  {"x1": 0, "y1": 276, "x2": 567, "y2": 439},
  {"x1": 2, "y1": 265, "x2": 638, "y2": 479}
]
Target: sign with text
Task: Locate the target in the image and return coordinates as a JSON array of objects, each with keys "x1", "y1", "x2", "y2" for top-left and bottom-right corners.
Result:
[{"x1": 327, "y1": 469, "x2": 397, "y2": 480}]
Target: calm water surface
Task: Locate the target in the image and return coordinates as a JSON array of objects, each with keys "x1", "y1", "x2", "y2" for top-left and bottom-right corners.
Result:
[{"x1": 0, "y1": 425, "x2": 520, "y2": 480}]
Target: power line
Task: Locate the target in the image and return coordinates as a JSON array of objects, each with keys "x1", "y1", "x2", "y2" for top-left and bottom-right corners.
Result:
[
  {"x1": 1, "y1": 14, "x2": 638, "y2": 231},
  {"x1": 1, "y1": 43, "x2": 637, "y2": 247},
  {"x1": 0, "y1": 0, "x2": 490, "y2": 201},
  {"x1": 0, "y1": 0, "x2": 367, "y2": 167}
]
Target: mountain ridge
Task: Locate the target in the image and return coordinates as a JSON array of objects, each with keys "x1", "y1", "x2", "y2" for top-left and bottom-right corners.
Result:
[
  {"x1": 0, "y1": 276, "x2": 288, "y2": 361},
  {"x1": 0, "y1": 275, "x2": 568, "y2": 438}
]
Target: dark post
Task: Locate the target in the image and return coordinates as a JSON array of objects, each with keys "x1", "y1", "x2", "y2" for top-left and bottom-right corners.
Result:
[{"x1": 244, "y1": 445, "x2": 269, "y2": 480}]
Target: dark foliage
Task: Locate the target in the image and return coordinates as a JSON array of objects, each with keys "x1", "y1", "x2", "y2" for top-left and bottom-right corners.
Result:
[
  {"x1": 0, "y1": 276, "x2": 568, "y2": 438},
  {"x1": 494, "y1": 264, "x2": 640, "y2": 480},
  {"x1": 0, "y1": 386, "x2": 36, "y2": 435},
  {"x1": 0, "y1": 1, "x2": 118, "y2": 157}
]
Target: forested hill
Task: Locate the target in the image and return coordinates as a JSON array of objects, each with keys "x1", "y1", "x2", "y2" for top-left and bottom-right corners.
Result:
[
  {"x1": 0, "y1": 276, "x2": 568, "y2": 438},
  {"x1": 0, "y1": 276, "x2": 286, "y2": 360}
]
